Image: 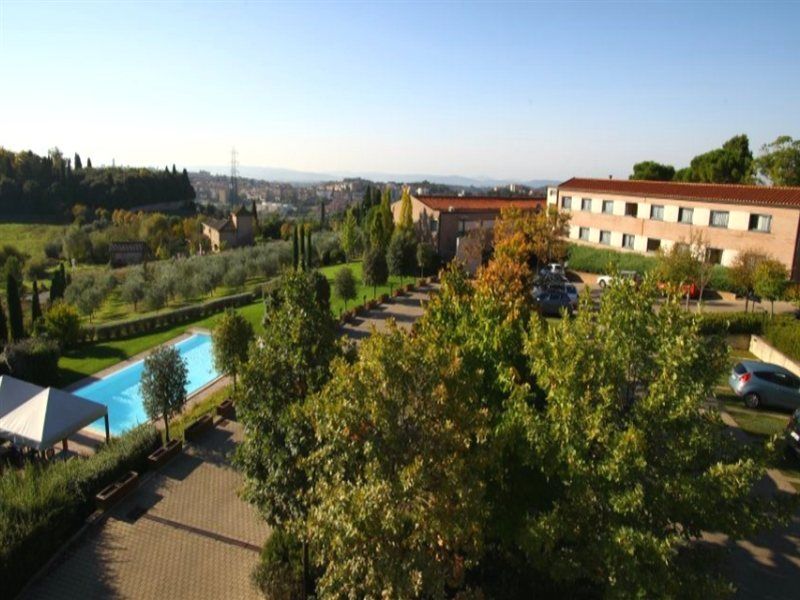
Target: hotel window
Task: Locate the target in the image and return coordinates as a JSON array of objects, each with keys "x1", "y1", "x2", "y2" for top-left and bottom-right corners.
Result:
[
  {"x1": 650, "y1": 205, "x2": 665, "y2": 221},
  {"x1": 678, "y1": 207, "x2": 694, "y2": 224},
  {"x1": 581, "y1": 198, "x2": 592, "y2": 211},
  {"x1": 602, "y1": 200, "x2": 614, "y2": 214},
  {"x1": 579, "y1": 227, "x2": 590, "y2": 241},
  {"x1": 624, "y1": 202, "x2": 638, "y2": 217},
  {"x1": 622, "y1": 234, "x2": 635, "y2": 249},
  {"x1": 748, "y1": 214, "x2": 772, "y2": 232},
  {"x1": 710, "y1": 210, "x2": 729, "y2": 228},
  {"x1": 646, "y1": 238, "x2": 661, "y2": 252},
  {"x1": 599, "y1": 230, "x2": 611, "y2": 245},
  {"x1": 561, "y1": 196, "x2": 572, "y2": 209},
  {"x1": 706, "y1": 248, "x2": 723, "y2": 264}
]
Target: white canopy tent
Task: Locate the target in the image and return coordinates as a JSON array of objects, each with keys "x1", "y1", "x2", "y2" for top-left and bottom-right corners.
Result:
[
  {"x1": 0, "y1": 385, "x2": 109, "y2": 451},
  {"x1": 0, "y1": 375, "x2": 45, "y2": 418}
]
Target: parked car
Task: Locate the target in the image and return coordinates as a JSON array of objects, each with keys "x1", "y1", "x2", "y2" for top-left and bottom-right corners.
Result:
[
  {"x1": 657, "y1": 281, "x2": 700, "y2": 299},
  {"x1": 728, "y1": 360, "x2": 800, "y2": 410},
  {"x1": 534, "y1": 289, "x2": 576, "y2": 317},
  {"x1": 533, "y1": 273, "x2": 570, "y2": 295},
  {"x1": 785, "y1": 409, "x2": 800, "y2": 460},
  {"x1": 539, "y1": 263, "x2": 566, "y2": 277},
  {"x1": 597, "y1": 270, "x2": 640, "y2": 288}
]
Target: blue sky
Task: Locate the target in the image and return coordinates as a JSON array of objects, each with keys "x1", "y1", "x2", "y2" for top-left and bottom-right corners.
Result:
[{"x1": 1, "y1": 1, "x2": 798, "y2": 181}]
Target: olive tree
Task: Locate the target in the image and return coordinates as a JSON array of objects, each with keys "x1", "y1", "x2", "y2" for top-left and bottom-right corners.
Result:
[
  {"x1": 141, "y1": 345, "x2": 188, "y2": 442},
  {"x1": 212, "y1": 308, "x2": 254, "y2": 390},
  {"x1": 753, "y1": 258, "x2": 788, "y2": 316}
]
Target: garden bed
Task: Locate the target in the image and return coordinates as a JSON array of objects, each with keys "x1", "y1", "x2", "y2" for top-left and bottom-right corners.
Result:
[
  {"x1": 95, "y1": 471, "x2": 139, "y2": 511},
  {"x1": 147, "y1": 438, "x2": 182, "y2": 469},
  {"x1": 183, "y1": 414, "x2": 214, "y2": 442}
]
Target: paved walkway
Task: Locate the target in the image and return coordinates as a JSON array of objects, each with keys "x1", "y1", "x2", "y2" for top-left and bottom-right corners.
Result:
[
  {"x1": 21, "y1": 420, "x2": 269, "y2": 600},
  {"x1": 340, "y1": 283, "x2": 437, "y2": 342}
]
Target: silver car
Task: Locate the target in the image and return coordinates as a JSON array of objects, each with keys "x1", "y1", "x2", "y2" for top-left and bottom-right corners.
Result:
[{"x1": 728, "y1": 360, "x2": 800, "y2": 410}]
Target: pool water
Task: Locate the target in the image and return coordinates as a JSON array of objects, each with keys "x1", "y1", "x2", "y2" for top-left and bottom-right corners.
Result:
[{"x1": 74, "y1": 334, "x2": 220, "y2": 435}]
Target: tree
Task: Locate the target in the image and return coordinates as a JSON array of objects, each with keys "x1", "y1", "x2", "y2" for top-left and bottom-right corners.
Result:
[
  {"x1": 656, "y1": 242, "x2": 698, "y2": 308},
  {"x1": 368, "y1": 205, "x2": 388, "y2": 251},
  {"x1": 319, "y1": 200, "x2": 326, "y2": 228},
  {"x1": 339, "y1": 209, "x2": 359, "y2": 262},
  {"x1": 0, "y1": 296, "x2": 7, "y2": 349},
  {"x1": 236, "y1": 271, "x2": 340, "y2": 594},
  {"x1": 630, "y1": 160, "x2": 676, "y2": 181},
  {"x1": 49, "y1": 262, "x2": 67, "y2": 302},
  {"x1": 120, "y1": 268, "x2": 146, "y2": 310},
  {"x1": 362, "y1": 245, "x2": 388, "y2": 298},
  {"x1": 387, "y1": 228, "x2": 416, "y2": 286},
  {"x1": 756, "y1": 135, "x2": 800, "y2": 186},
  {"x1": 306, "y1": 326, "x2": 489, "y2": 598},
  {"x1": 398, "y1": 186, "x2": 413, "y2": 230},
  {"x1": 688, "y1": 134, "x2": 754, "y2": 184},
  {"x1": 31, "y1": 280, "x2": 42, "y2": 324},
  {"x1": 416, "y1": 241, "x2": 438, "y2": 278},
  {"x1": 306, "y1": 227, "x2": 313, "y2": 270},
  {"x1": 333, "y1": 266, "x2": 357, "y2": 310},
  {"x1": 86, "y1": 157, "x2": 92, "y2": 168},
  {"x1": 140, "y1": 345, "x2": 188, "y2": 443},
  {"x1": 42, "y1": 302, "x2": 81, "y2": 348},
  {"x1": 212, "y1": 308, "x2": 255, "y2": 390},
  {"x1": 292, "y1": 224, "x2": 299, "y2": 271},
  {"x1": 753, "y1": 258, "x2": 788, "y2": 316},
  {"x1": 73, "y1": 153, "x2": 82, "y2": 170},
  {"x1": 300, "y1": 224, "x2": 307, "y2": 271},
  {"x1": 6, "y1": 273, "x2": 24, "y2": 341},
  {"x1": 730, "y1": 250, "x2": 769, "y2": 312},
  {"x1": 511, "y1": 276, "x2": 786, "y2": 597},
  {"x1": 380, "y1": 187, "x2": 394, "y2": 242}
]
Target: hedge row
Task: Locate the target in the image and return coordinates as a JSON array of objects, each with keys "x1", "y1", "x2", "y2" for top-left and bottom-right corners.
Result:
[
  {"x1": 696, "y1": 311, "x2": 767, "y2": 336},
  {"x1": 566, "y1": 244, "x2": 737, "y2": 292},
  {"x1": 762, "y1": 315, "x2": 800, "y2": 363},
  {"x1": 81, "y1": 291, "x2": 256, "y2": 343},
  {"x1": 0, "y1": 424, "x2": 160, "y2": 597}
]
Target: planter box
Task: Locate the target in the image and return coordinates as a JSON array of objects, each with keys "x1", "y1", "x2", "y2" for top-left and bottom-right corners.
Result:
[
  {"x1": 184, "y1": 413, "x2": 214, "y2": 442},
  {"x1": 405, "y1": 283, "x2": 415, "y2": 292},
  {"x1": 147, "y1": 439, "x2": 182, "y2": 469},
  {"x1": 95, "y1": 471, "x2": 139, "y2": 511},
  {"x1": 392, "y1": 289, "x2": 405, "y2": 298},
  {"x1": 216, "y1": 399, "x2": 236, "y2": 420},
  {"x1": 380, "y1": 293, "x2": 390, "y2": 303}
]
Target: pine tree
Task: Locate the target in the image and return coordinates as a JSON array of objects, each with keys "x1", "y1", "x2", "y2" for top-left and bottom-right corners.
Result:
[
  {"x1": 74, "y1": 153, "x2": 82, "y2": 170},
  {"x1": 6, "y1": 273, "x2": 25, "y2": 341},
  {"x1": 293, "y1": 225, "x2": 299, "y2": 271},
  {"x1": 31, "y1": 280, "x2": 42, "y2": 324},
  {"x1": 0, "y1": 296, "x2": 8, "y2": 348}
]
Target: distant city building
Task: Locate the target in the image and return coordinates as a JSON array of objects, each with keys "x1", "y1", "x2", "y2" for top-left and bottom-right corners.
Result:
[
  {"x1": 549, "y1": 178, "x2": 800, "y2": 279},
  {"x1": 109, "y1": 241, "x2": 150, "y2": 268},
  {"x1": 201, "y1": 205, "x2": 255, "y2": 252},
  {"x1": 392, "y1": 194, "x2": 545, "y2": 261}
]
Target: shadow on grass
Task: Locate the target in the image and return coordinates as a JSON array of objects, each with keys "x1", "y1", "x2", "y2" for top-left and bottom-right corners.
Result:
[{"x1": 59, "y1": 345, "x2": 128, "y2": 387}]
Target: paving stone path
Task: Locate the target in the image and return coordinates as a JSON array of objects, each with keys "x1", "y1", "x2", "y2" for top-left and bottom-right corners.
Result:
[
  {"x1": 340, "y1": 283, "x2": 437, "y2": 342},
  {"x1": 21, "y1": 421, "x2": 269, "y2": 600}
]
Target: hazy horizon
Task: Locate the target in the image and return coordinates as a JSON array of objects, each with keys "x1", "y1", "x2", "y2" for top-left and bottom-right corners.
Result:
[{"x1": 2, "y1": 1, "x2": 798, "y2": 181}]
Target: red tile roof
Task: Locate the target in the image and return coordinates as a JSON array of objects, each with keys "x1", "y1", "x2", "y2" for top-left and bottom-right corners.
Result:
[
  {"x1": 558, "y1": 177, "x2": 800, "y2": 208},
  {"x1": 414, "y1": 195, "x2": 545, "y2": 212}
]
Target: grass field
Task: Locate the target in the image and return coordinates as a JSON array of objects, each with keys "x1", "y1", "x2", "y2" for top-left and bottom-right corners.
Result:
[
  {"x1": 319, "y1": 260, "x2": 410, "y2": 317},
  {"x1": 0, "y1": 222, "x2": 66, "y2": 259}
]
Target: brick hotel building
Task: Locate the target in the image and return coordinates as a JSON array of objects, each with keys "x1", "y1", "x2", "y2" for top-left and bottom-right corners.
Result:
[{"x1": 547, "y1": 178, "x2": 800, "y2": 280}]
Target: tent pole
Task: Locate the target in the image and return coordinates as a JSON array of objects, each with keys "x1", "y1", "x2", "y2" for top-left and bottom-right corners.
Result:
[{"x1": 104, "y1": 414, "x2": 110, "y2": 444}]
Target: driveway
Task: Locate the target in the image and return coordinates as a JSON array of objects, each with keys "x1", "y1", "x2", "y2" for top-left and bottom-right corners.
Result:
[{"x1": 21, "y1": 420, "x2": 269, "y2": 599}]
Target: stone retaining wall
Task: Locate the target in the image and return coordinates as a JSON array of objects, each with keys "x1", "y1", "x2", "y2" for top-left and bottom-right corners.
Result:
[{"x1": 749, "y1": 334, "x2": 800, "y2": 377}]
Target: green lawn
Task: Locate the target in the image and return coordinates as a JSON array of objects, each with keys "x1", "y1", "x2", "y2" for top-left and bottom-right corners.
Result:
[
  {"x1": 59, "y1": 299, "x2": 266, "y2": 385},
  {"x1": 0, "y1": 222, "x2": 67, "y2": 260},
  {"x1": 319, "y1": 260, "x2": 410, "y2": 317}
]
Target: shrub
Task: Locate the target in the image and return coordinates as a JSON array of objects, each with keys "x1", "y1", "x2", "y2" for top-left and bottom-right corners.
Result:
[
  {"x1": 0, "y1": 337, "x2": 60, "y2": 385},
  {"x1": 763, "y1": 315, "x2": 800, "y2": 362},
  {"x1": 44, "y1": 240, "x2": 62, "y2": 260},
  {"x1": 251, "y1": 529, "x2": 304, "y2": 600},
  {"x1": 0, "y1": 424, "x2": 159, "y2": 597},
  {"x1": 24, "y1": 257, "x2": 50, "y2": 281},
  {"x1": 566, "y1": 244, "x2": 657, "y2": 275},
  {"x1": 696, "y1": 311, "x2": 766, "y2": 336},
  {"x1": 42, "y1": 302, "x2": 82, "y2": 349}
]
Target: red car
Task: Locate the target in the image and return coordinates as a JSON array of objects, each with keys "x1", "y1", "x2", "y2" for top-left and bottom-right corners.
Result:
[{"x1": 657, "y1": 281, "x2": 700, "y2": 299}]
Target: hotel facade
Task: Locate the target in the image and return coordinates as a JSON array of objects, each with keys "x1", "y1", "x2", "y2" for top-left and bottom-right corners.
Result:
[{"x1": 548, "y1": 178, "x2": 800, "y2": 280}]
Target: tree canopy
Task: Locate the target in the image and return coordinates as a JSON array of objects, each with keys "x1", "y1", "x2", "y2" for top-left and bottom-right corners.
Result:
[
  {"x1": 630, "y1": 160, "x2": 676, "y2": 181},
  {"x1": 212, "y1": 309, "x2": 255, "y2": 390},
  {"x1": 140, "y1": 345, "x2": 188, "y2": 442},
  {"x1": 755, "y1": 135, "x2": 800, "y2": 186}
]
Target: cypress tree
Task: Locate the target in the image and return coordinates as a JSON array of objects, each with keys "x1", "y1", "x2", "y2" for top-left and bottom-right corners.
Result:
[
  {"x1": 292, "y1": 225, "x2": 299, "y2": 271},
  {"x1": 307, "y1": 228, "x2": 313, "y2": 269},
  {"x1": 320, "y1": 201, "x2": 326, "y2": 228},
  {"x1": 251, "y1": 199, "x2": 259, "y2": 227},
  {"x1": 300, "y1": 225, "x2": 307, "y2": 271},
  {"x1": 0, "y1": 296, "x2": 8, "y2": 348},
  {"x1": 6, "y1": 273, "x2": 25, "y2": 341},
  {"x1": 74, "y1": 153, "x2": 82, "y2": 170},
  {"x1": 86, "y1": 157, "x2": 92, "y2": 169},
  {"x1": 31, "y1": 280, "x2": 42, "y2": 324}
]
